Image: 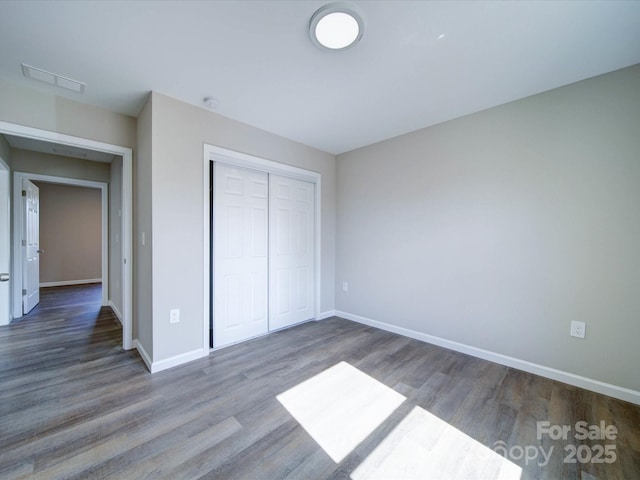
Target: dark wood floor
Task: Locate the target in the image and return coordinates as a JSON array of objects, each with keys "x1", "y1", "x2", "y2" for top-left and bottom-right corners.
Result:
[{"x1": 1, "y1": 285, "x2": 638, "y2": 479}]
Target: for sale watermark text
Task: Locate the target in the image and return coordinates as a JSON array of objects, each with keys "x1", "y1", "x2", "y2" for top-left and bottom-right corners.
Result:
[
  {"x1": 537, "y1": 420, "x2": 617, "y2": 441},
  {"x1": 492, "y1": 421, "x2": 618, "y2": 466}
]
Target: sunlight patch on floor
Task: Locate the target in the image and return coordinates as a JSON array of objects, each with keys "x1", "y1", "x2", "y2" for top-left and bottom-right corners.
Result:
[
  {"x1": 351, "y1": 406, "x2": 522, "y2": 480},
  {"x1": 276, "y1": 361, "x2": 406, "y2": 463}
]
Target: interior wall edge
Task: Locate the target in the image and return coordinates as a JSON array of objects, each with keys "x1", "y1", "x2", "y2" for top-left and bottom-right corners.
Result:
[
  {"x1": 133, "y1": 339, "x2": 152, "y2": 372},
  {"x1": 109, "y1": 299, "x2": 123, "y2": 325}
]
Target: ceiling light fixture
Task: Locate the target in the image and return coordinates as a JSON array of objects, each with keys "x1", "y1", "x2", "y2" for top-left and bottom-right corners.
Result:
[
  {"x1": 21, "y1": 63, "x2": 86, "y2": 93},
  {"x1": 309, "y1": 3, "x2": 364, "y2": 51}
]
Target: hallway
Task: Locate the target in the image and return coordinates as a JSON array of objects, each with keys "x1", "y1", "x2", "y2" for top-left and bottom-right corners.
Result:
[{"x1": 0, "y1": 284, "x2": 123, "y2": 370}]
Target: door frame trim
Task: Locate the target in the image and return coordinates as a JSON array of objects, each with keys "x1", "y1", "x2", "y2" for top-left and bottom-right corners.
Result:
[
  {"x1": 0, "y1": 156, "x2": 10, "y2": 326},
  {"x1": 14, "y1": 172, "x2": 109, "y2": 309},
  {"x1": 203, "y1": 144, "x2": 322, "y2": 353},
  {"x1": 0, "y1": 121, "x2": 133, "y2": 350}
]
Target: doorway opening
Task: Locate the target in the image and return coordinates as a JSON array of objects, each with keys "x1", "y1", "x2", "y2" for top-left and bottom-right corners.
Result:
[
  {"x1": 33, "y1": 182, "x2": 104, "y2": 292},
  {"x1": 14, "y1": 173, "x2": 109, "y2": 315},
  {"x1": 0, "y1": 121, "x2": 133, "y2": 350}
]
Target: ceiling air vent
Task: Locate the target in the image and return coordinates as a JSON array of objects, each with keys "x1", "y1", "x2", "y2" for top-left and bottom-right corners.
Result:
[{"x1": 21, "y1": 63, "x2": 86, "y2": 93}]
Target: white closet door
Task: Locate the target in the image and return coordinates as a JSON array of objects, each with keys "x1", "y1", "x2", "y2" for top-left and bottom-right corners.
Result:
[
  {"x1": 213, "y1": 164, "x2": 269, "y2": 347},
  {"x1": 269, "y1": 175, "x2": 315, "y2": 330}
]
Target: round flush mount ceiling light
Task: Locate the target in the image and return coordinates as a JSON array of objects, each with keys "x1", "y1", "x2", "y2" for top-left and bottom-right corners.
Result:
[{"x1": 310, "y1": 3, "x2": 364, "y2": 51}]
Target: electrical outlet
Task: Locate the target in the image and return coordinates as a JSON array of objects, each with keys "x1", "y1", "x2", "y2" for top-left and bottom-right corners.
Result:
[
  {"x1": 570, "y1": 321, "x2": 586, "y2": 339},
  {"x1": 342, "y1": 281, "x2": 349, "y2": 292},
  {"x1": 170, "y1": 309, "x2": 180, "y2": 324}
]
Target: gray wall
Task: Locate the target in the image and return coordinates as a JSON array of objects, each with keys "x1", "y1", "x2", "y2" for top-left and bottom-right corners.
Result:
[
  {"x1": 147, "y1": 92, "x2": 336, "y2": 362},
  {"x1": 135, "y1": 96, "x2": 153, "y2": 357},
  {"x1": 35, "y1": 182, "x2": 102, "y2": 284},
  {"x1": 336, "y1": 64, "x2": 640, "y2": 392}
]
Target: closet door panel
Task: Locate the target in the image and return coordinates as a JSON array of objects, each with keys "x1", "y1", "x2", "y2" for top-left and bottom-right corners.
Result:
[
  {"x1": 213, "y1": 164, "x2": 269, "y2": 347},
  {"x1": 269, "y1": 175, "x2": 314, "y2": 330}
]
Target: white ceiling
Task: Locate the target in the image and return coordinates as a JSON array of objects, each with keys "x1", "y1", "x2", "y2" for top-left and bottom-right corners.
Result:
[{"x1": 0, "y1": 0, "x2": 639, "y2": 155}]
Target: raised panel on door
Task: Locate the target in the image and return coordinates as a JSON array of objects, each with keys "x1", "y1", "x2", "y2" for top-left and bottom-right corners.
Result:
[
  {"x1": 23, "y1": 178, "x2": 40, "y2": 314},
  {"x1": 213, "y1": 164, "x2": 268, "y2": 347},
  {"x1": 269, "y1": 175, "x2": 314, "y2": 331}
]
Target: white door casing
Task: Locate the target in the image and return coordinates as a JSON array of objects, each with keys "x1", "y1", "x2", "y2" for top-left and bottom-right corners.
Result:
[
  {"x1": 269, "y1": 175, "x2": 315, "y2": 330},
  {"x1": 0, "y1": 158, "x2": 10, "y2": 326},
  {"x1": 22, "y1": 178, "x2": 40, "y2": 314},
  {"x1": 204, "y1": 144, "x2": 322, "y2": 354},
  {"x1": 213, "y1": 163, "x2": 269, "y2": 347},
  {"x1": 2, "y1": 121, "x2": 133, "y2": 351}
]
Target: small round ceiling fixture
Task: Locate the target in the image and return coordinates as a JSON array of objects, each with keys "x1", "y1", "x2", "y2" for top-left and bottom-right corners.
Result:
[
  {"x1": 310, "y1": 3, "x2": 364, "y2": 51},
  {"x1": 203, "y1": 96, "x2": 219, "y2": 109}
]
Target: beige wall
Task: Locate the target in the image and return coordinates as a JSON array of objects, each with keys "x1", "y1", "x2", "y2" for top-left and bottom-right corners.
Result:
[
  {"x1": 0, "y1": 78, "x2": 136, "y2": 149},
  {"x1": 148, "y1": 92, "x2": 336, "y2": 361},
  {"x1": 11, "y1": 149, "x2": 111, "y2": 183},
  {"x1": 35, "y1": 182, "x2": 102, "y2": 284},
  {"x1": 336, "y1": 64, "x2": 640, "y2": 392}
]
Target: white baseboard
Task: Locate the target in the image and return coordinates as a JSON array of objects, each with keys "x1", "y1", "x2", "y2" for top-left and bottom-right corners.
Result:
[
  {"x1": 316, "y1": 310, "x2": 336, "y2": 320},
  {"x1": 133, "y1": 339, "x2": 152, "y2": 372},
  {"x1": 335, "y1": 310, "x2": 640, "y2": 406},
  {"x1": 151, "y1": 348, "x2": 208, "y2": 374},
  {"x1": 108, "y1": 300, "x2": 123, "y2": 325},
  {"x1": 40, "y1": 278, "x2": 102, "y2": 288},
  {"x1": 133, "y1": 339, "x2": 207, "y2": 374}
]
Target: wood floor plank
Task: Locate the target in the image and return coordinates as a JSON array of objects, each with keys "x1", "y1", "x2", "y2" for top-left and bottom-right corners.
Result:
[{"x1": 0, "y1": 284, "x2": 638, "y2": 479}]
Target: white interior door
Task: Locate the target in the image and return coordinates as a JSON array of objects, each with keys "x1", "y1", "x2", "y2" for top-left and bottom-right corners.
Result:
[
  {"x1": 269, "y1": 175, "x2": 315, "y2": 331},
  {"x1": 0, "y1": 160, "x2": 10, "y2": 326},
  {"x1": 213, "y1": 164, "x2": 269, "y2": 347},
  {"x1": 22, "y1": 178, "x2": 40, "y2": 314}
]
